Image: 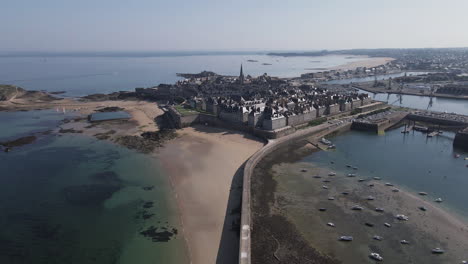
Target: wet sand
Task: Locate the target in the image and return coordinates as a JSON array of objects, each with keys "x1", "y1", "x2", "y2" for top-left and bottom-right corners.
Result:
[
  {"x1": 252, "y1": 139, "x2": 468, "y2": 263},
  {"x1": 330, "y1": 57, "x2": 394, "y2": 71},
  {"x1": 158, "y1": 126, "x2": 264, "y2": 264}
]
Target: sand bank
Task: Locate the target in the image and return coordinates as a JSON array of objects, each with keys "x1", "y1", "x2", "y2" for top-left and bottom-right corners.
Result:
[
  {"x1": 330, "y1": 56, "x2": 394, "y2": 71},
  {"x1": 158, "y1": 126, "x2": 264, "y2": 264}
]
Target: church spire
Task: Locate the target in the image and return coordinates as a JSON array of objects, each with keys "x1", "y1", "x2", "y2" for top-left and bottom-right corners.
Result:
[{"x1": 239, "y1": 64, "x2": 244, "y2": 85}]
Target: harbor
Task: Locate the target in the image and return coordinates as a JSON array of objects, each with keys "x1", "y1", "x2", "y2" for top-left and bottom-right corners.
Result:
[{"x1": 251, "y1": 126, "x2": 468, "y2": 264}]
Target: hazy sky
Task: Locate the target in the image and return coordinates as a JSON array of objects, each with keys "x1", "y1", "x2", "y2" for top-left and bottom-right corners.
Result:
[{"x1": 2, "y1": 0, "x2": 468, "y2": 51}]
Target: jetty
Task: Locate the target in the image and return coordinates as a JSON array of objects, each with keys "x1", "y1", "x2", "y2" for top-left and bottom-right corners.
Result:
[{"x1": 351, "y1": 110, "x2": 409, "y2": 134}]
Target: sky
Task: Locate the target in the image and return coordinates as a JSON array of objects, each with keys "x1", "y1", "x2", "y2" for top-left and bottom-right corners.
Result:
[{"x1": 2, "y1": 0, "x2": 468, "y2": 52}]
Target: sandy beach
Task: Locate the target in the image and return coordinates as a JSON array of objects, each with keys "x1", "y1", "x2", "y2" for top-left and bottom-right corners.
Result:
[
  {"x1": 330, "y1": 56, "x2": 394, "y2": 71},
  {"x1": 158, "y1": 126, "x2": 263, "y2": 264},
  {"x1": 1, "y1": 96, "x2": 266, "y2": 263}
]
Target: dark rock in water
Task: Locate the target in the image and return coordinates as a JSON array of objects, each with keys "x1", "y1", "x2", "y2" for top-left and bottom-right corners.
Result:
[
  {"x1": 143, "y1": 201, "x2": 154, "y2": 209},
  {"x1": 116, "y1": 129, "x2": 178, "y2": 153},
  {"x1": 94, "y1": 130, "x2": 116, "y2": 140},
  {"x1": 58, "y1": 128, "x2": 83, "y2": 133},
  {"x1": 142, "y1": 186, "x2": 154, "y2": 191},
  {"x1": 96, "y1": 106, "x2": 125, "y2": 112},
  {"x1": 49, "y1": 91, "x2": 66, "y2": 95},
  {"x1": 0, "y1": 135, "x2": 37, "y2": 148},
  {"x1": 139, "y1": 226, "x2": 176, "y2": 242},
  {"x1": 91, "y1": 171, "x2": 122, "y2": 185},
  {"x1": 63, "y1": 184, "x2": 122, "y2": 205},
  {"x1": 135, "y1": 210, "x2": 155, "y2": 220}
]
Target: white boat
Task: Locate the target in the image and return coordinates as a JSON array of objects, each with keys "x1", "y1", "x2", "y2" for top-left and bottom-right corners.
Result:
[
  {"x1": 375, "y1": 208, "x2": 384, "y2": 212},
  {"x1": 347, "y1": 173, "x2": 356, "y2": 177},
  {"x1": 369, "y1": 252, "x2": 383, "y2": 261},
  {"x1": 320, "y1": 138, "x2": 332, "y2": 145},
  {"x1": 396, "y1": 214, "x2": 409, "y2": 221},
  {"x1": 373, "y1": 235, "x2": 383, "y2": 241},
  {"x1": 358, "y1": 179, "x2": 365, "y2": 182},
  {"x1": 322, "y1": 185, "x2": 329, "y2": 189},
  {"x1": 328, "y1": 197, "x2": 335, "y2": 200},
  {"x1": 392, "y1": 188, "x2": 400, "y2": 192},
  {"x1": 327, "y1": 222, "x2": 335, "y2": 227},
  {"x1": 385, "y1": 182, "x2": 394, "y2": 186},
  {"x1": 435, "y1": 198, "x2": 443, "y2": 203},
  {"x1": 400, "y1": 240, "x2": 410, "y2": 244},
  {"x1": 373, "y1": 177, "x2": 381, "y2": 180},
  {"x1": 339, "y1": 236, "x2": 353, "y2": 241},
  {"x1": 328, "y1": 172, "x2": 336, "y2": 176},
  {"x1": 351, "y1": 205, "x2": 363, "y2": 210},
  {"x1": 432, "y1": 248, "x2": 445, "y2": 254},
  {"x1": 384, "y1": 223, "x2": 391, "y2": 227}
]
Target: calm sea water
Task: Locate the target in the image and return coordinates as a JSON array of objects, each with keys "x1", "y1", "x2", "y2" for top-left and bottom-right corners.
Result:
[
  {"x1": 0, "y1": 110, "x2": 188, "y2": 264},
  {"x1": 0, "y1": 54, "x2": 369, "y2": 96},
  {"x1": 303, "y1": 129, "x2": 468, "y2": 219}
]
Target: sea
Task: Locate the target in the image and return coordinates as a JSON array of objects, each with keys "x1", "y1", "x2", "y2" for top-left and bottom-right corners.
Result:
[{"x1": 0, "y1": 52, "x2": 467, "y2": 263}]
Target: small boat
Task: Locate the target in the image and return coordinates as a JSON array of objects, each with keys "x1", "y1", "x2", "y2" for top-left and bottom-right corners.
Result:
[
  {"x1": 385, "y1": 183, "x2": 394, "y2": 186},
  {"x1": 373, "y1": 177, "x2": 381, "y2": 180},
  {"x1": 373, "y1": 235, "x2": 383, "y2": 241},
  {"x1": 375, "y1": 208, "x2": 384, "y2": 212},
  {"x1": 327, "y1": 144, "x2": 336, "y2": 149},
  {"x1": 328, "y1": 172, "x2": 336, "y2": 176},
  {"x1": 346, "y1": 165, "x2": 352, "y2": 168},
  {"x1": 301, "y1": 169, "x2": 308, "y2": 172},
  {"x1": 369, "y1": 252, "x2": 383, "y2": 261},
  {"x1": 358, "y1": 179, "x2": 365, "y2": 182},
  {"x1": 396, "y1": 214, "x2": 409, "y2": 221},
  {"x1": 365, "y1": 222, "x2": 374, "y2": 227},
  {"x1": 431, "y1": 248, "x2": 445, "y2": 254},
  {"x1": 435, "y1": 198, "x2": 443, "y2": 203},
  {"x1": 327, "y1": 222, "x2": 335, "y2": 227},
  {"x1": 313, "y1": 175, "x2": 322, "y2": 179},
  {"x1": 342, "y1": 191, "x2": 350, "y2": 195},
  {"x1": 319, "y1": 208, "x2": 327, "y2": 212},
  {"x1": 323, "y1": 179, "x2": 331, "y2": 183},
  {"x1": 353, "y1": 167, "x2": 358, "y2": 170},
  {"x1": 400, "y1": 240, "x2": 410, "y2": 245},
  {"x1": 455, "y1": 154, "x2": 461, "y2": 158},
  {"x1": 418, "y1": 206, "x2": 427, "y2": 211},
  {"x1": 339, "y1": 236, "x2": 353, "y2": 241},
  {"x1": 418, "y1": 192, "x2": 428, "y2": 196},
  {"x1": 328, "y1": 197, "x2": 335, "y2": 200},
  {"x1": 384, "y1": 223, "x2": 391, "y2": 227},
  {"x1": 392, "y1": 188, "x2": 400, "y2": 192},
  {"x1": 369, "y1": 183, "x2": 375, "y2": 187},
  {"x1": 322, "y1": 185, "x2": 329, "y2": 189},
  {"x1": 366, "y1": 196, "x2": 375, "y2": 201},
  {"x1": 465, "y1": 157, "x2": 468, "y2": 160},
  {"x1": 320, "y1": 138, "x2": 332, "y2": 145},
  {"x1": 347, "y1": 173, "x2": 356, "y2": 177},
  {"x1": 351, "y1": 205, "x2": 363, "y2": 210}
]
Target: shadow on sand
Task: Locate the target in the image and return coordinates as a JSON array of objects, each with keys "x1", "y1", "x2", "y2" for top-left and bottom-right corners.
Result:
[{"x1": 215, "y1": 161, "x2": 246, "y2": 264}]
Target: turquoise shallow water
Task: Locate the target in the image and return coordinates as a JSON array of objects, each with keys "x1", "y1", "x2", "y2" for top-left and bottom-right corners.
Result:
[
  {"x1": 301, "y1": 129, "x2": 468, "y2": 220},
  {"x1": 0, "y1": 110, "x2": 188, "y2": 263}
]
